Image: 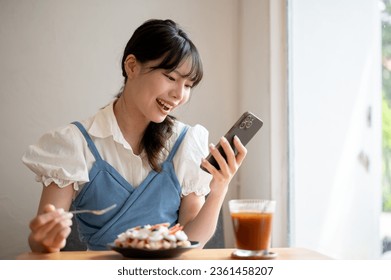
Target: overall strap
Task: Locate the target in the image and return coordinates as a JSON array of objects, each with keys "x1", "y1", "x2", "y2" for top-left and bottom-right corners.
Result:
[
  {"x1": 72, "y1": 121, "x2": 103, "y2": 161},
  {"x1": 166, "y1": 125, "x2": 189, "y2": 162}
]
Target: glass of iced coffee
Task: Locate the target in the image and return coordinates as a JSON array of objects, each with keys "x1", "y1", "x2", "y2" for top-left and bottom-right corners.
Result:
[{"x1": 229, "y1": 199, "x2": 276, "y2": 259}]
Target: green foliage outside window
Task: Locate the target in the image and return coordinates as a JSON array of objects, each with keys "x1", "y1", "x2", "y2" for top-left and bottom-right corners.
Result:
[
  {"x1": 382, "y1": 0, "x2": 391, "y2": 212},
  {"x1": 383, "y1": 97, "x2": 391, "y2": 211}
]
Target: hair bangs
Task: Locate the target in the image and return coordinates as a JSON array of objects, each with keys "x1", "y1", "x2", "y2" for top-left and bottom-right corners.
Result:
[{"x1": 152, "y1": 39, "x2": 203, "y2": 87}]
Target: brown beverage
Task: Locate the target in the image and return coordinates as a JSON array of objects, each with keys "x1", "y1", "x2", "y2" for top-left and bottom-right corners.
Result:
[{"x1": 231, "y1": 212, "x2": 273, "y2": 251}]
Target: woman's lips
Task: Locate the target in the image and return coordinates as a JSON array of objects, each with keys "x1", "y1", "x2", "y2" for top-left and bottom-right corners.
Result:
[{"x1": 156, "y1": 98, "x2": 172, "y2": 111}]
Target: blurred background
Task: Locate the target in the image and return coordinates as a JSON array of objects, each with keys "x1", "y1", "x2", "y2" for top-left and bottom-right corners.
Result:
[{"x1": 380, "y1": 0, "x2": 391, "y2": 257}]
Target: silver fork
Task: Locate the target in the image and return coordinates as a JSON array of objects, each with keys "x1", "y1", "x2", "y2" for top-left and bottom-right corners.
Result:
[{"x1": 69, "y1": 204, "x2": 117, "y2": 215}]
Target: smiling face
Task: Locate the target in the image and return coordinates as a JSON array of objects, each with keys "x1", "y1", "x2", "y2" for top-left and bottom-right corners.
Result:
[{"x1": 122, "y1": 55, "x2": 194, "y2": 124}]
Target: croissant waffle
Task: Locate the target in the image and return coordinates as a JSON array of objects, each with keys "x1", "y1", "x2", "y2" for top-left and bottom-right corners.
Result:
[{"x1": 114, "y1": 222, "x2": 191, "y2": 250}]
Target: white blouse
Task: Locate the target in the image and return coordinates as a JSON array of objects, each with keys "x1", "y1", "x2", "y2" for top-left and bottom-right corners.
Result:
[{"x1": 22, "y1": 102, "x2": 212, "y2": 197}]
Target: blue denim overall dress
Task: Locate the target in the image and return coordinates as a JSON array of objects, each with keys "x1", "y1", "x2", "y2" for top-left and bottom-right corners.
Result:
[{"x1": 71, "y1": 121, "x2": 189, "y2": 250}]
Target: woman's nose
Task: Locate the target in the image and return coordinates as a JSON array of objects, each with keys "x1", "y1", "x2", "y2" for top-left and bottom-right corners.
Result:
[{"x1": 169, "y1": 85, "x2": 185, "y2": 100}]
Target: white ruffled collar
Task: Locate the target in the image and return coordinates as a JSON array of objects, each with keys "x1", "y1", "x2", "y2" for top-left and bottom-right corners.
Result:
[
  {"x1": 87, "y1": 100, "x2": 184, "y2": 156},
  {"x1": 88, "y1": 100, "x2": 133, "y2": 151}
]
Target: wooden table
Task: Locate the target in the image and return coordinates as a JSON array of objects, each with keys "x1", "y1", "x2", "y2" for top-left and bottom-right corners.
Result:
[{"x1": 16, "y1": 247, "x2": 331, "y2": 260}]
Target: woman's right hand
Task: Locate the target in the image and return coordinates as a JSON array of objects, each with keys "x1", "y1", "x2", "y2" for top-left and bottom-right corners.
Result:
[{"x1": 28, "y1": 204, "x2": 73, "y2": 253}]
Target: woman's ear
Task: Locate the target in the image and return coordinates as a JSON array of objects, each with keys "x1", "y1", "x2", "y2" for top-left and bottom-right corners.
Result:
[{"x1": 124, "y1": 54, "x2": 138, "y2": 79}]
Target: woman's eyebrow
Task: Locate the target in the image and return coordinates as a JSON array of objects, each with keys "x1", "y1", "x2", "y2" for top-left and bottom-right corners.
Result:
[{"x1": 173, "y1": 70, "x2": 192, "y2": 79}]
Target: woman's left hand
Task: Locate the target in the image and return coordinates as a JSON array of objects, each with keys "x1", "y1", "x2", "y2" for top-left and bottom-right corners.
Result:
[
  {"x1": 200, "y1": 135, "x2": 247, "y2": 192},
  {"x1": 182, "y1": 136, "x2": 246, "y2": 246}
]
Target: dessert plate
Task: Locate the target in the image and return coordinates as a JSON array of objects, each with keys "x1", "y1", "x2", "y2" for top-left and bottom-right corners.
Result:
[{"x1": 108, "y1": 241, "x2": 199, "y2": 259}]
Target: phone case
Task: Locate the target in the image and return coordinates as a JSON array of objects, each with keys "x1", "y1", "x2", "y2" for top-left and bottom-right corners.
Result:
[{"x1": 201, "y1": 112, "x2": 263, "y2": 173}]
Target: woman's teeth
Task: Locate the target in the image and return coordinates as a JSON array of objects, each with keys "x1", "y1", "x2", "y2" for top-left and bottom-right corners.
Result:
[{"x1": 156, "y1": 99, "x2": 171, "y2": 111}]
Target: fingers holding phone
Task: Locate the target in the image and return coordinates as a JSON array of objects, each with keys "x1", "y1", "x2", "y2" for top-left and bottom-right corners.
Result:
[
  {"x1": 204, "y1": 138, "x2": 231, "y2": 175},
  {"x1": 200, "y1": 112, "x2": 263, "y2": 174},
  {"x1": 232, "y1": 135, "x2": 247, "y2": 166},
  {"x1": 201, "y1": 135, "x2": 247, "y2": 176}
]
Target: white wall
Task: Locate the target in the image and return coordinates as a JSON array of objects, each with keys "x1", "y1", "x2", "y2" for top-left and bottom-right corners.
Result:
[
  {"x1": 290, "y1": 0, "x2": 382, "y2": 259},
  {"x1": 0, "y1": 0, "x2": 245, "y2": 259}
]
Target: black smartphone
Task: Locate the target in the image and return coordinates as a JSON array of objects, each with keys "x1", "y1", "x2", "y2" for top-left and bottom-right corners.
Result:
[{"x1": 201, "y1": 111, "x2": 263, "y2": 173}]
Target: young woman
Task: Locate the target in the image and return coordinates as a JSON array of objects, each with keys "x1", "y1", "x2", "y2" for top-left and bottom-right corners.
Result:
[{"x1": 23, "y1": 19, "x2": 247, "y2": 253}]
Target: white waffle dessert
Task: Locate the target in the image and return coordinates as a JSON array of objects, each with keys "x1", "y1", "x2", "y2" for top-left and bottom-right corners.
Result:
[{"x1": 114, "y1": 223, "x2": 191, "y2": 250}]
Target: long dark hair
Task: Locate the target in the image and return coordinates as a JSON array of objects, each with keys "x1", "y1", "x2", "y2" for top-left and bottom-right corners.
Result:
[{"x1": 118, "y1": 19, "x2": 203, "y2": 171}]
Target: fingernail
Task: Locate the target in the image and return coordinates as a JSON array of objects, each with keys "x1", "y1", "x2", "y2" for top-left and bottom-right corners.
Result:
[
  {"x1": 209, "y1": 143, "x2": 215, "y2": 149},
  {"x1": 57, "y1": 208, "x2": 65, "y2": 214},
  {"x1": 221, "y1": 136, "x2": 227, "y2": 142}
]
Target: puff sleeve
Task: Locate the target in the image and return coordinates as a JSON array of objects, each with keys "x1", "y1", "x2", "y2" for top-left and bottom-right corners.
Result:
[
  {"x1": 173, "y1": 124, "x2": 212, "y2": 196},
  {"x1": 22, "y1": 124, "x2": 92, "y2": 191}
]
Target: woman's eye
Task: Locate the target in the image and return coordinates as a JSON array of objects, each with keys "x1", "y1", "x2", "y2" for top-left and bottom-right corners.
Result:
[{"x1": 164, "y1": 74, "x2": 175, "y2": 81}]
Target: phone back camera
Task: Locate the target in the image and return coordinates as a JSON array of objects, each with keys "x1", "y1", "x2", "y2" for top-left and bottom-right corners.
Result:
[{"x1": 240, "y1": 115, "x2": 254, "y2": 129}]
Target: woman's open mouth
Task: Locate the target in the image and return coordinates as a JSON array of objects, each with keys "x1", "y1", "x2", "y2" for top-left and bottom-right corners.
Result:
[{"x1": 156, "y1": 98, "x2": 172, "y2": 112}]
